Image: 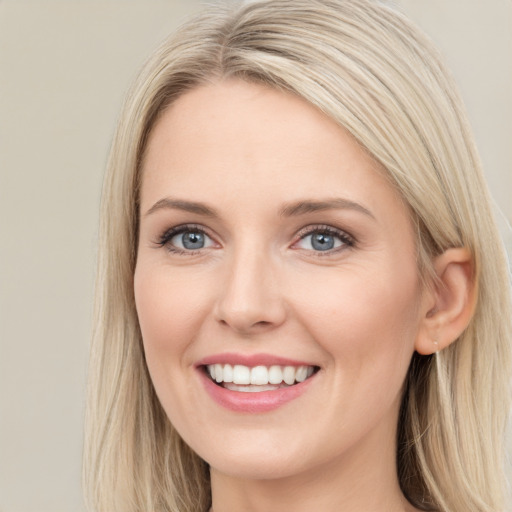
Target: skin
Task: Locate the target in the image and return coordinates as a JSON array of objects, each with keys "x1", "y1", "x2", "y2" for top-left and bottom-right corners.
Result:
[{"x1": 134, "y1": 80, "x2": 472, "y2": 512}]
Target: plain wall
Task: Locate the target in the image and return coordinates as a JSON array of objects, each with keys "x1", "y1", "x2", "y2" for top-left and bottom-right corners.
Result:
[{"x1": 0, "y1": 1, "x2": 510, "y2": 511}]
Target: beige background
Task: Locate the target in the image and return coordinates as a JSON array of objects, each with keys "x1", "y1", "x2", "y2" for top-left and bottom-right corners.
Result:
[{"x1": 0, "y1": 1, "x2": 510, "y2": 511}]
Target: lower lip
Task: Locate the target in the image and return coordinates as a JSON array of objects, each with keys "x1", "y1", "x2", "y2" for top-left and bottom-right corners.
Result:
[{"x1": 199, "y1": 369, "x2": 315, "y2": 413}]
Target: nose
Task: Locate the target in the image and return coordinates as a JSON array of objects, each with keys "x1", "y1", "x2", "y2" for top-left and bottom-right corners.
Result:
[{"x1": 214, "y1": 247, "x2": 286, "y2": 335}]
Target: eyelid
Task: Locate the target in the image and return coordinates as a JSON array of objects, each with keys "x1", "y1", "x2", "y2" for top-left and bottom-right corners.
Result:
[
  {"x1": 291, "y1": 224, "x2": 355, "y2": 253},
  {"x1": 153, "y1": 222, "x2": 354, "y2": 255},
  {"x1": 155, "y1": 223, "x2": 220, "y2": 254}
]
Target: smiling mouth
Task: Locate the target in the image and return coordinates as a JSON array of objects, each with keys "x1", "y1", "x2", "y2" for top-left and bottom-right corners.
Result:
[{"x1": 204, "y1": 364, "x2": 319, "y2": 392}]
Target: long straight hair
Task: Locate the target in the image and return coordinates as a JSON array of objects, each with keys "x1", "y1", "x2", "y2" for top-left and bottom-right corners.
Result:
[{"x1": 84, "y1": 1, "x2": 512, "y2": 511}]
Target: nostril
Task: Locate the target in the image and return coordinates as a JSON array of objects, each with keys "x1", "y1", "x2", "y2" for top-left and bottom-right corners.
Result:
[
  {"x1": 216, "y1": 314, "x2": 278, "y2": 334},
  {"x1": 253, "y1": 320, "x2": 272, "y2": 327},
  {"x1": 213, "y1": 272, "x2": 287, "y2": 332}
]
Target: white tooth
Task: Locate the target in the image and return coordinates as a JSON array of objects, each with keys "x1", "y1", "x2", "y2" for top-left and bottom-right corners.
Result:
[
  {"x1": 208, "y1": 365, "x2": 216, "y2": 380},
  {"x1": 268, "y1": 365, "x2": 284, "y2": 384},
  {"x1": 295, "y1": 366, "x2": 308, "y2": 382},
  {"x1": 224, "y1": 383, "x2": 280, "y2": 392},
  {"x1": 215, "y1": 364, "x2": 223, "y2": 383},
  {"x1": 307, "y1": 366, "x2": 314, "y2": 377},
  {"x1": 283, "y1": 366, "x2": 296, "y2": 385},
  {"x1": 251, "y1": 366, "x2": 269, "y2": 385},
  {"x1": 233, "y1": 365, "x2": 251, "y2": 385},
  {"x1": 223, "y1": 364, "x2": 233, "y2": 383}
]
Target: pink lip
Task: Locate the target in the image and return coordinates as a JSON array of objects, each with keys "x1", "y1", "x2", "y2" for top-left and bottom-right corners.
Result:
[
  {"x1": 196, "y1": 353, "x2": 318, "y2": 413},
  {"x1": 196, "y1": 352, "x2": 315, "y2": 368}
]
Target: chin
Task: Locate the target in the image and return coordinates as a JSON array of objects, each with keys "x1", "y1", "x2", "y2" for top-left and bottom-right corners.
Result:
[
  {"x1": 187, "y1": 428, "x2": 320, "y2": 481},
  {"x1": 207, "y1": 453, "x2": 305, "y2": 481}
]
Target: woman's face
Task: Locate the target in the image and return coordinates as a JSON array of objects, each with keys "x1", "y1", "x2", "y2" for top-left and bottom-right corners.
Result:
[{"x1": 135, "y1": 80, "x2": 427, "y2": 480}]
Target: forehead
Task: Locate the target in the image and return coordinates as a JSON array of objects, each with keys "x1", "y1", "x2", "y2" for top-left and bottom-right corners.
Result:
[{"x1": 141, "y1": 79, "x2": 408, "y2": 225}]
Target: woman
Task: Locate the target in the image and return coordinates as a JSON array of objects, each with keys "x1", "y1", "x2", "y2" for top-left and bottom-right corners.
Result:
[{"x1": 83, "y1": 1, "x2": 512, "y2": 511}]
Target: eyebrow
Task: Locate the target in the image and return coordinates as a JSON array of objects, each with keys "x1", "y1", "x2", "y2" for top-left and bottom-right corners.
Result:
[
  {"x1": 144, "y1": 196, "x2": 375, "y2": 220},
  {"x1": 144, "y1": 198, "x2": 218, "y2": 217},
  {"x1": 280, "y1": 198, "x2": 375, "y2": 219}
]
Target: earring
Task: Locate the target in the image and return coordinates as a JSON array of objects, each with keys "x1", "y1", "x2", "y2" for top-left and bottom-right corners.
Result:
[{"x1": 433, "y1": 339, "x2": 439, "y2": 353}]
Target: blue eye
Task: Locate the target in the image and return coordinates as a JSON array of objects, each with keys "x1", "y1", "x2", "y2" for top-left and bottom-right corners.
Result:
[
  {"x1": 310, "y1": 232, "x2": 336, "y2": 251},
  {"x1": 172, "y1": 231, "x2": 208, "y2": 250},
  {"x1": 158, "y1": 226, "x2": 215, "y2": 253},
  {"x1": 295, "y1": 228, "x2": 352, "y2": 252}
]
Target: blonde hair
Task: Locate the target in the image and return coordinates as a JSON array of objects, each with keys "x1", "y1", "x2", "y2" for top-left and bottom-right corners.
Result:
[{"x1": 83, "y1": 1, "x2": 512, "y2": 511}]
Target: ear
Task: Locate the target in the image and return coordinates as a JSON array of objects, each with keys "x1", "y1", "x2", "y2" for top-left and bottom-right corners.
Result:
[{"x1": 415, "y1": 248, "x2": 477, "y2": 355}]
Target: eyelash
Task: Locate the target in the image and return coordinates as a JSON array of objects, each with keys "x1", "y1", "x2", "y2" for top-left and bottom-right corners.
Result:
[
  {"x1": 155, "y1": 224, "x2": 214, "y2": 255},
  {"x1": 155, "y1": 224, "x2": 355, "y2": 255},
  {"x1": 293, "y1": 225, "x2": 355, "y2": 256}
]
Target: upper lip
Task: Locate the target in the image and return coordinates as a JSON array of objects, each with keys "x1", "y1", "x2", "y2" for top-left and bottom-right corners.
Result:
[{"x1": 195, "y1": 352, "x2": 318, "y2": 368}]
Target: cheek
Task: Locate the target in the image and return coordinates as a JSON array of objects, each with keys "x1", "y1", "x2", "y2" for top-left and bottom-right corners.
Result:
[
  {"x1": 292, "y1": 261, "x2": 421, "y2": 364},
  {"x1": 134, "y1": 265, "x2": 212, "y2": 362},
  {"x1": 133, "y1": 264, "x2": 216, "y2": 428}
]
